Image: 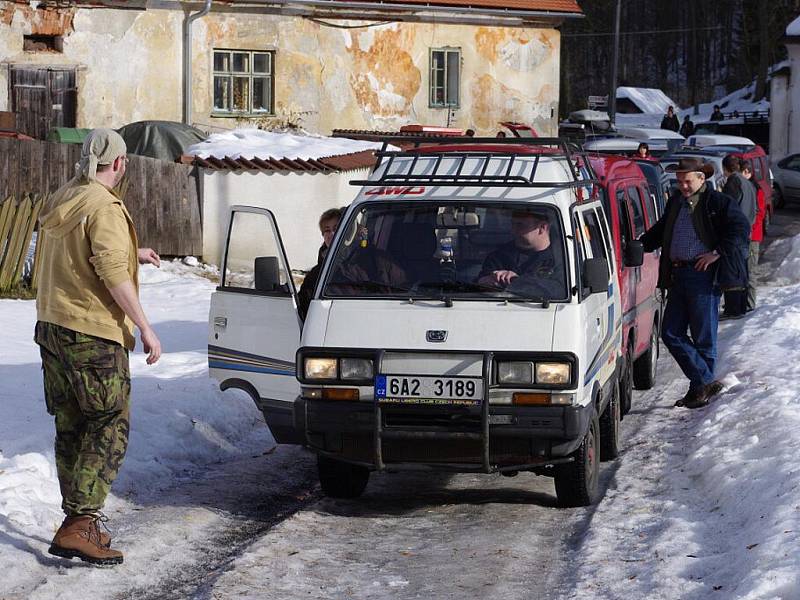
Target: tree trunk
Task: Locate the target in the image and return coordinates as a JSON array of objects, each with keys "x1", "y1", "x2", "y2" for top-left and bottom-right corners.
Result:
[{"x1": 754, "y1": 0, "x2": 769, "y2": 100}]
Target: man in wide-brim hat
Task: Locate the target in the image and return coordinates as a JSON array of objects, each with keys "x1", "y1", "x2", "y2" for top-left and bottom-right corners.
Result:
[{"x1": 640, "y1": 157, "x2": 750, "y2": 408}]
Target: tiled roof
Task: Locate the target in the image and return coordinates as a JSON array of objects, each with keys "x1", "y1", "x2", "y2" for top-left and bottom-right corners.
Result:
[
  {"x1": 345, "y1": 0, "x2": 582, "y2": 13},
  {"x1": 179, "y1": 149, "x2": 377, "y2": 173}
]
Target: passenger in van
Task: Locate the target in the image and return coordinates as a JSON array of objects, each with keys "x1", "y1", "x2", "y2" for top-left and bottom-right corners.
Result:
[
  {"x1": 477, "y1": 210, "x2": 564, "y2": 299},
  {"x1": 641, "y1": 157, "x2": 750, "y2": 409},
  {"x1": 636, "y1": 143, "x2": 651, "y2": 158},
  {"x1": 297, "y1": 207, "x2": 342, "y2": 320}
]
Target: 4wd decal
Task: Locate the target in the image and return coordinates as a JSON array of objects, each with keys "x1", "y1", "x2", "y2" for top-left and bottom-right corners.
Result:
[{"x1": 364, "y1": 186, "x2": 426, "y2": 196}]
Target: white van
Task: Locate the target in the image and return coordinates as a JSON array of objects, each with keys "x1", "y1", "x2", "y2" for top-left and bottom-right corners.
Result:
[{"x1": 208, "y1": 138, "x2": 634, "y2": 507}]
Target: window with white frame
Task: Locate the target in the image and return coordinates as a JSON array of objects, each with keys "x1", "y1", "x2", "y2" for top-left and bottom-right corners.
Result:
[
  {"x1": 212, "y1": 49, "x2": 274, "y2": 115},
  {"x1": 429, "y1": 48, "x2": 460, "y2": 108}
]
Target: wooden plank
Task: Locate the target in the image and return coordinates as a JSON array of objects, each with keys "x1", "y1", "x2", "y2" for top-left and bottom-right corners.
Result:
[
  {"x1": 0, "y1": 196, "x2": 14, "y2": 246},
  {"x1": 11, "y1": 193, "x2": 43, "y2": 284},
  {"x1": 0, "y1": 196, "x2": 31, "y2": 289}
]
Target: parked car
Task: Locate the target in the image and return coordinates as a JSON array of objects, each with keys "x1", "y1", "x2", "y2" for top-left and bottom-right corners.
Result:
[
  {"x1": 588, "y1": 155, "x2": 662, "y2": 416},
  {"x1": 616, "y1": 126, "x2": 685, "y2": 154},
  {"x1": 684, "y1": 134, "x2": 755, "y2": 150},
  {"x1": 208, "y1": 137, "x2": 636, "y2": 507},
  {"x1": 693, "y1": 111, "x2": 770, "y2": 152},
  {"x1": 770, "y1": 153, "x2": 800, "y2": 208}
]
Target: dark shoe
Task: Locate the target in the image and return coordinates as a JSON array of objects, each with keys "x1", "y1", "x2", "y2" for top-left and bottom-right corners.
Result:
[
  {"x1": 674, "y1": 389, "x2": 693, "y2": 407},
  {"x1": 705, "y1": 380, "x2": 724, "y2": 400},
  {"x1": 682, "y1": 387, "x2": 709, "y2": 409},
  {"x1": 49, "y1": 515, "x2": 123, "y2": 566}
]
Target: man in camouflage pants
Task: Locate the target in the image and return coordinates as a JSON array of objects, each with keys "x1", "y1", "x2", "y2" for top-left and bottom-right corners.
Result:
[{"x1": 35, "y1": 129, "x2": 161, "y2": 566}]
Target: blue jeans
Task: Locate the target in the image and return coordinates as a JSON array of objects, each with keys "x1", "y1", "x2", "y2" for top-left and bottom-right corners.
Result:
[{"x1": 662, "y1": 267, "x2": 720, "y2": 391}]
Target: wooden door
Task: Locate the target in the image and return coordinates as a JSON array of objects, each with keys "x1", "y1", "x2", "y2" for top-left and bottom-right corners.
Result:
[{"x1": 10, "y1": 67, "x2": 76, "y2": 139}]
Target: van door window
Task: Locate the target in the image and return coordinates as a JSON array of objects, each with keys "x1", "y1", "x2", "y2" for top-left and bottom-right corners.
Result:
[
  {"x1": 639, "y1": 184, "x2": 656, "y2": 227},
  {"x1": 616, "y1": 189, "x2": 632, "y2": 258},
  {"x1": 590, "y1": 208, "x2": 614, "y2": 274},
  {"x1": 626, "y1": 186, "x2": 646, "y2": 237},
  {"x1": 222, "y1": 210, "x2": 294, "y2": 295}
]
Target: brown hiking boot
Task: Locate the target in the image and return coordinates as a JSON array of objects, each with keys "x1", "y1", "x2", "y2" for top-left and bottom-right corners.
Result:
[{"x1": 49, "y1": 515, "x2": 123, "y2": 566}]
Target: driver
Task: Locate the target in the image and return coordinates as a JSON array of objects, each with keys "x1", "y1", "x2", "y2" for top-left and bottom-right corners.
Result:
[{"x1": 477, "y1": 210, "x2": 563, "y2": 297}]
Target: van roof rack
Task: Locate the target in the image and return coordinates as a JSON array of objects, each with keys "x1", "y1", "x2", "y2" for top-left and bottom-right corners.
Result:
[{"x1": 350, "y1": 136, "x2": 599, "y2": 189}]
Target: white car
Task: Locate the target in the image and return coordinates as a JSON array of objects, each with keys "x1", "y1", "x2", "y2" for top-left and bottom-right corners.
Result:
[
  {"x1": 684, "y1": 134, "x2": 755, "y2": 149},
  {"x1": 208, "y1": 138, "x2": 634, "y2": 507},
  {"x1": 616, "y1": 126, "x2": 685, "y2": 154}
]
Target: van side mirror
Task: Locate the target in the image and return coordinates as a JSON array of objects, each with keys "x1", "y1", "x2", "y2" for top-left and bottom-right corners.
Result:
[
  {"x1": 624, "y1": 240, "x2": 645, "y2": 267},
  {"x1": 583, "y1": 258, "x2": 609, "y2": 294},
  {"x1": 254, "y1": 256, "x2": 284, "y2": 293}
]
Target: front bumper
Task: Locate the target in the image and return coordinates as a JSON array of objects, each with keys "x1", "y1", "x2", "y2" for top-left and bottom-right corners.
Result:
[{"x1": 296, "y1": 397, "x2": 593, "y2": 472}]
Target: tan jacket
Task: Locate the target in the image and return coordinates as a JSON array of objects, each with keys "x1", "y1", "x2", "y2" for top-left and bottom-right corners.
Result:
[{"x1": 36, "y1": 177, "x2": 139, "y2": 349}]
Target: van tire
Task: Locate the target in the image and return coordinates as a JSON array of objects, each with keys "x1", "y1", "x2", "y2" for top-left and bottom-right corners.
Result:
[
  {"x1": 554, "y1": 415, "x2": 600, "y2": 507},
  {"x1": 599, "y1": 379, "x2": 620, "y2": 461},
  {"x1": 633, "y1": 322, "x2": 659, "y2": 390},
  {"x1": 317, "y1": 455, "x2": 370, "y2": 499},
  {"x1": 620, "y1": 343, "x2": 634, "y2": 415}
]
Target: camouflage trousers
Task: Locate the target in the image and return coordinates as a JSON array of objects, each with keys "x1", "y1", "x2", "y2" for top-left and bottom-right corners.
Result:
[{"x1": 34, "y1": 321, "x2": 131, "y2": 517}]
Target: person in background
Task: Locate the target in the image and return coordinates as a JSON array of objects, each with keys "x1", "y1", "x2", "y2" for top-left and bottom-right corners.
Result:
[
  {"x1": 637, "y1": 142, "x2": 651, "y2": 158},
  {"x1": 464, "y1": 129, "x2": 476, "y2": 137},
  {"x1": 680, "y1": 115, "x2": 695, "y2": 137},
  {"x1": 496, "y1": 131, "x2": 507, "y2": 138},
  {"x1": 640, "y1": 157, "x2": 750, "y2": 409},
  {"x1": 740, "y1": 159, "x2": 764, "y2": 313},
  {"x1": 35, "y1": 129, "x2": 162, "y2": 566},
  {"x1": 710, "y1": 105, "x2": 725, "y2": 122},
  {"x1": 660, "y1": 106, "x2": 680, "y2": 132},
  {"x1": 720, "y1": 155, "x2": 757, "y2": 319},
  {"x1": 298, "y1": 207, "x2": 343, "y2": 320}
]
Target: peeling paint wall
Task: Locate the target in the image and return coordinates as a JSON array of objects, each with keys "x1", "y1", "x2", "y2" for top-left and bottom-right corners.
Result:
[{"x1": 0, "y1": 5, "x2": 561, "y2": 136}]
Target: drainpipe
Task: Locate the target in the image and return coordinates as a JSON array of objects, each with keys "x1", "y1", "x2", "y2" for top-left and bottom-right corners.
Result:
[{"x1": 183, "y1": 0, "x2": 213, "y2": 125}]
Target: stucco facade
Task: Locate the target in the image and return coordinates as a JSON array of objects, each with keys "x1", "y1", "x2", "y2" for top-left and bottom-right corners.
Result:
[{"x1": 1, "y1": 2, "x2": 563, "y2": 137}]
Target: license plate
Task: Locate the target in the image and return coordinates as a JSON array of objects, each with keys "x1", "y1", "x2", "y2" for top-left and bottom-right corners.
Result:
[{"x1": 375, "y1": 375, "x2": 483, "y2": 405}]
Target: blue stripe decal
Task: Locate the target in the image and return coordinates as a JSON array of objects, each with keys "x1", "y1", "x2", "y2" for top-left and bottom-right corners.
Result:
[{"x1": 208, "y1": 359, "x2": 295, "y2": 376}]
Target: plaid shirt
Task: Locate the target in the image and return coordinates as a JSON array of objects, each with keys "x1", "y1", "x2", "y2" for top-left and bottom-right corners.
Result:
[{"x1": 669, "y1": 190, "x2": 710, "y2": 261}]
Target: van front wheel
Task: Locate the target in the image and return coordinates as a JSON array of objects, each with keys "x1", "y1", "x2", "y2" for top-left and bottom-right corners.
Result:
[
  {"x1": 317, "y1": 455, "x2": 370, "y2": 499},
  {"x1": 554, "y1": 415, "x2": 600, "y2": 507}
]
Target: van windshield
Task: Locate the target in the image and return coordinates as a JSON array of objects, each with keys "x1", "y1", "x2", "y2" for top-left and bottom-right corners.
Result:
[{"x1": 322, "y1": 202, "x2": 569, "y2": 302}]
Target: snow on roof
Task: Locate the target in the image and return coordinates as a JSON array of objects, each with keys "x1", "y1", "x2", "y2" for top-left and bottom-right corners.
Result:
[
  {"x1": 787, "y1": 15, "x2": 800, "y2": 36},
  {"x1": 186, "y1": 129, "x2": 390, "y2": 161},
  {"x1": 616, "y1": 87, "x2": 679, "y2": 114}
]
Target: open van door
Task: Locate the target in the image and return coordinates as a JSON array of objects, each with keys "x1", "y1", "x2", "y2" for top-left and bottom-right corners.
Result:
[{"x1": 208, "y1": 206, "x2": 303, "y2": 443}]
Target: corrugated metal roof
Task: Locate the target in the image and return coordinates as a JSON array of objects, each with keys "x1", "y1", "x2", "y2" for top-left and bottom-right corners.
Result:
[{"x1": 180, "y1": 149, "x2": 376, "y2": 173}]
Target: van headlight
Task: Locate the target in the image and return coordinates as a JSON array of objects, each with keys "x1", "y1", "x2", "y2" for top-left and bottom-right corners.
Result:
[
  {"x1": 535, "y1": 362, "x2": 571, "y2": 385},
  {"x1": 340, "y1": 358, "x2": 374, "y2": 380},
  {"x1": 304, "y1": 358, "x2": 337, "y2": 380},
  {"x1": 497, "y1": 361, "x2": 534, "y2": 384}
]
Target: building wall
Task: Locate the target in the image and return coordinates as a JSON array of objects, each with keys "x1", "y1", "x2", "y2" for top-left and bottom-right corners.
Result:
[
  {"x1": 202, "y1": 169, "x2": 367, "y2": 270},
  {"x1": 0, "y1": 4, "x2": 561, "y2": 136},
  {"x1": 769, "y1": 72, "x2": 790, "y2": 161},
  {"x1": 788, "y1": 44, "x2": 800, "y2": 157}
]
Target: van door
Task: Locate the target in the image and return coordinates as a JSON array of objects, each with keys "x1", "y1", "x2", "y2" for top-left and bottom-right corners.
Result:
[
  {"x1": 208, "y1": 206, "x2": 302, "y2": 443},
  {"x1": 575, "y1": 207, "x2": 616, "y2": 386}
]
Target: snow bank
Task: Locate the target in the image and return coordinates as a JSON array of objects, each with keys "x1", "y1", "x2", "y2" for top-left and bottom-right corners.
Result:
[
  {"x1": 566, "y1": 244, "x2": 800, "y2": 599},
  {"x1": 0, "y1": 259, "x2": 272, "y2": 557},
  {"x1": 186, "y1": 129, "x2": 387, "y2": 160}
]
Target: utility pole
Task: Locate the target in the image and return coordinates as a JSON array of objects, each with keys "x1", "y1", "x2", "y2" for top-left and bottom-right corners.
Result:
[{"x1": 608, "y1": 0, "x2": 622, "y2": 124}]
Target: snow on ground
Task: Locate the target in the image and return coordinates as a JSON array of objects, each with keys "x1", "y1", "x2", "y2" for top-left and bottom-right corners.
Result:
[
  {"x1": 0, "y1": 260, "x2": 273, "y2": 589},
  {"x1": 186, "y1": 129, "x2": 388, "y2": 160},
  {"x1": 787, "y1": 15, "x2": 800, "y2": 37}
]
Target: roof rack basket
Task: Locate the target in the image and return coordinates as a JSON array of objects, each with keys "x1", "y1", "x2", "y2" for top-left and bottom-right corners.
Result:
[{"x1": 349, "y1": 136, "x2": 598, "y2": 189}]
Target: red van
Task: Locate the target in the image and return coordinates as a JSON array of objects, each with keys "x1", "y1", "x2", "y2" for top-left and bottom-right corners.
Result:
[{"x1": 588, "y1": 155, "x2": 662, "y2": 414}]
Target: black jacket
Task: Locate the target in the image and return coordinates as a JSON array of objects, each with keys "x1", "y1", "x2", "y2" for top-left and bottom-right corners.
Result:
[
  {"x1": 660, "y1": 114, "x2": 680, "y2": 132},
  {"x1": 679, "y1": 120, "x2": 695, "y2": 137},
  {"x1": 640, "y1": 185, "x2": 750, "y2": 290}
]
